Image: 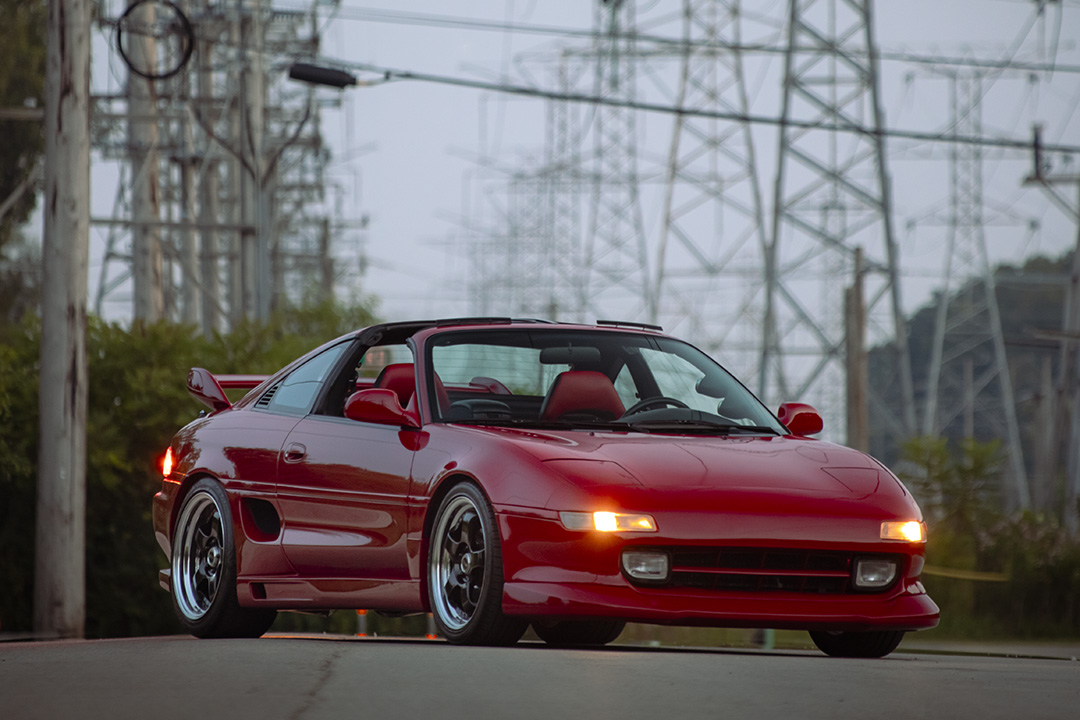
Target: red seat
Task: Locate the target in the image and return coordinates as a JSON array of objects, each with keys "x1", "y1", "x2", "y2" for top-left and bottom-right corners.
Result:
[
  {"x1": 540, "y1": 371, "x2": 625, "y2": 421},
  {"x1": 375, "y1": 363, "x2": 451, "y2": 416},
  {"x1": 374, "y1": 364, "x2": 416, "y2": 407}
]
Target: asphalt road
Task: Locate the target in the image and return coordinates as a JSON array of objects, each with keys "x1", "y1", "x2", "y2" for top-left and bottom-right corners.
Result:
[{"x1": 1, "y1": 635, "x2": 1076, "y2": 720}]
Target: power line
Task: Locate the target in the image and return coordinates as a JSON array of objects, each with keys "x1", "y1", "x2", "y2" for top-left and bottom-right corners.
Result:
[
  {"x1": 315, "y1": 59, "x2": 1080, "y2": 155},
  {"x1": 285, "y1": 3, "x2": 1080, "y2": 75}
]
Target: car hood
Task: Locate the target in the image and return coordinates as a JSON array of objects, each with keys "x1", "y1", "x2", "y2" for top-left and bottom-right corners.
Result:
[{"x1": 455, "y1": 425, "x2": 911, "y2": 513}]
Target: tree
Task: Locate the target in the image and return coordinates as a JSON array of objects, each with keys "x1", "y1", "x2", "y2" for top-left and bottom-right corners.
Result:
[{"x1": 0, "y1": 0, "x2": 47, "y2": 252}]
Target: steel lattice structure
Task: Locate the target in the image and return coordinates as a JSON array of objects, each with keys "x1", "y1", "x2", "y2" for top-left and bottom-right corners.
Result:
[
  {"x1": 922, "y1": 71, "x2": 1030, "y2": 509},
  {"x1": 645, "y1": 0, "x2": 769, "y2": 380},
  {"x1": 92, "y1": 0, "x2": 347, "y2": 330},
  {"x1": 763, "y1": 0, "x2": 915, "y2": 439}
]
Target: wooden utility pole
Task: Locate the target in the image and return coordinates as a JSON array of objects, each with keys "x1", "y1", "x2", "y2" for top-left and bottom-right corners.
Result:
[
  {"x1": 128, "y1": 1, "x2": 164, "y2": 321},
  {"x1": 35, "y1": 0, "x2": 92, "y2": 638}
]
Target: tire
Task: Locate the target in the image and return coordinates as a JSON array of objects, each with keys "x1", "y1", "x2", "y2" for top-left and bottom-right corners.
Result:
[
  {"x1": 809, "y1": 630, "x2": 905, "y2": 658},
  {"x1": 533, "y1": 620, "x2": 626, "y2": 647},
  {"x1": 427, "y1": 483, "x2": 527, "y2": 646},
  {"x1": 171, "y1": 478, "x2": 277, "y2": 638}
]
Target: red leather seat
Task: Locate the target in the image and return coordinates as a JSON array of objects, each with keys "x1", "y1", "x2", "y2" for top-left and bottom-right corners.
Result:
[
  {"x1": 539, "y1": 371, "x2": 625, "y2": 421},
  {"x1": 375, "y1": 362, "x2": 451, "y2": 416},
  {"x1": 374, "y1": 364, "x2": 416, "y2": 407}
]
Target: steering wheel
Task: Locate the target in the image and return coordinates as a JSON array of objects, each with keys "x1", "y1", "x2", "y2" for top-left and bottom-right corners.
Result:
[{"x1": 621, "y1": 396, "x2": 689, "y2": 417}]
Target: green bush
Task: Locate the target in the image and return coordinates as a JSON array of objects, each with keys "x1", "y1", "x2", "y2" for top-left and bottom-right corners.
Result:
[
  {"x1": 900, "y1": 436, "x2": 1080, "y2": 638},
  {"x1": 0, "y1": 302, "x2": 375, "y2": 637}
]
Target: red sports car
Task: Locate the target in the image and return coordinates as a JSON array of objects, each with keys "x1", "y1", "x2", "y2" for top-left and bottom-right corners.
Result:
[{"x1": 153, "y1": 318, "x2": 938, "y2": 656}]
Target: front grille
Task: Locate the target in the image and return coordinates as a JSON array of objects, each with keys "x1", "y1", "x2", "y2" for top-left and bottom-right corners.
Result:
[{"x1": 637, "y1": 546, "x2": 891, "y2": 595}]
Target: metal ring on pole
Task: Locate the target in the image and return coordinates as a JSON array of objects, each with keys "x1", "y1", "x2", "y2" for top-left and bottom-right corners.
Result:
[{"x1": 116, "y1": 0, "x2": 195, "y2": 81}]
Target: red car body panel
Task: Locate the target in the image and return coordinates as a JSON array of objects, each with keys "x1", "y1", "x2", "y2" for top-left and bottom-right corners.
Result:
[{"x1": 153, "y1": 320, "x2": 939, "y2": 633}]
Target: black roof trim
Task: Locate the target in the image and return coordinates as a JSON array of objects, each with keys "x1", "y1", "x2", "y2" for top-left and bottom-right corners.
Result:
[
  {"x1": 596, "y1": 319, "x2": 664, "y2": 332},
  {"x1": 433, "y1": 317, "x2": 560, "y2": 327},
  {"x1": 434, "y1": 317, "x2": 512, "y2": 327},
  {"x1": 352, "y1": 317, "x2": 644, "y2": 344}
]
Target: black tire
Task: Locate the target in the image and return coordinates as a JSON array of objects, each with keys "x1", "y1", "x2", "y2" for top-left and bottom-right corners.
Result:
[
  {"x1": 809, "y1": 630, "x2": 905, "y2": 658},
  {"x1": 427, "y1": 483, "x2": 528, "y2": 646},
  {"x1": 533, "y1": 620, "x2": 626, "y2": 647},
  {"x1": 171, "y1": 478, "x2": 277, "y2": 638}
]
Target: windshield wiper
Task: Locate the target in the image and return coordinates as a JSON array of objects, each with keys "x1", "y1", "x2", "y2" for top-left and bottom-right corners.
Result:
[
  {"x1": 451, "y1": 417, "x2": 633, "y2": 431},
  {"x1": 625, "y1": 419, "x2": 780, "y2": 436}
]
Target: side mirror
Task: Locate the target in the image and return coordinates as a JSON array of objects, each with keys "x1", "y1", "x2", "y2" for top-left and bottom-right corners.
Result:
[
  {"x1": 777, "y1": 402, "x2": 823, "y2": 437},
  {"x1": 345, "y1": 388, "x2": 420, "y2": 428}
]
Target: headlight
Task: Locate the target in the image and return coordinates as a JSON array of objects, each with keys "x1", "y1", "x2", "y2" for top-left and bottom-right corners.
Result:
[
  {"x1": 559, "y1": 511, "x2": 658, "y2": 532},
  {"x1": 880, "y1": 520, "x2": 926, "y2": 543}
]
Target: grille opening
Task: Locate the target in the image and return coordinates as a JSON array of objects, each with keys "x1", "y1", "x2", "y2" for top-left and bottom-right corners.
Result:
[{"x1": 629, "y1": 546, "x2": 901, "y2": 595}]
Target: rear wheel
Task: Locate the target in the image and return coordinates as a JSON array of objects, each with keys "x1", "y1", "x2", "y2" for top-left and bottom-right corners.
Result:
[
  {"x1": 171, "y1": 478, "x2": 276, "y2": 638},
  {"x1": 427, "y1": 483, "x2": 527, "y2": 646},
  {"x1": 809, "y1": 630, "x2": 905, "y2": 658},
  {"x1": 533, "y1": 620, "x2": 626, "y2": 647}
]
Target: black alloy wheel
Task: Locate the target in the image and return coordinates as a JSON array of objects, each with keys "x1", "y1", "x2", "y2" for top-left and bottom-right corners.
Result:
[
  {"x1": 427, "y1": 483, "x2": 527, "y2": 645},
  {"x1": 171, "y1": 478, "x2": 276, "y2": 638}
]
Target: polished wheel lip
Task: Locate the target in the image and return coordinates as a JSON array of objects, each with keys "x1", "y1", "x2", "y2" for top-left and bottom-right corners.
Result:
[
  {"x1": 172, "y1": 490, "x2": 224, "y2": 622},
  {"x1": 430, "y1": 493, "x2": 487, "y2": 632}
]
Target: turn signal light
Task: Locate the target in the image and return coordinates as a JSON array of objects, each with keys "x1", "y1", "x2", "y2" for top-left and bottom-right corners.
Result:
[
  {"x1": 880, "y1": 520, "x2": 926, "y2": 543},
  {"x1": 162, "y1": 447, "x2": 174, "y2": 478},
  {"x1": 559, "y1": 511, "x2": 658, "y2": 533}
]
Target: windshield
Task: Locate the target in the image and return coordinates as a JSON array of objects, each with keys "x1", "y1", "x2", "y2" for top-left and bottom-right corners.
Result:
[{"x1": 425, "y1": 329, "x2": 785, "y2": 435}]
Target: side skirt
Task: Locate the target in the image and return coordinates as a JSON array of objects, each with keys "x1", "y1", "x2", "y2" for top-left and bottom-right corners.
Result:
[{"x1": 237, "y1": 577, "x2": 425, "y2": 612}]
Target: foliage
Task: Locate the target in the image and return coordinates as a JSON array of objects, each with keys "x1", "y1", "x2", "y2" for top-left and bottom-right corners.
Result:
[
  {"x1": 899, "y1": 436, "x2": 1080, "y2": 637},
  {"x1": 0, "y1": 316, "x2": 42, "y2": 632},
  {"x1": 0, "y1": 229, "x2": 40, "y2": 324},
  {"x1": 0, "y1": 301, "x2": 377, "y2": 636},
  {"x1": 0, "y1": 0, "x2": 47, "y2": 252}
]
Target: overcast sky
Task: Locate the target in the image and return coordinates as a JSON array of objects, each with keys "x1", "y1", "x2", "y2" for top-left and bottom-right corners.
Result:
[
  {"x1": 314, "y1": 0, "x2": 1079, "y2": 320},
  {"x1": 83, "y1": 0, "x2": 1080, "y2": 329}
]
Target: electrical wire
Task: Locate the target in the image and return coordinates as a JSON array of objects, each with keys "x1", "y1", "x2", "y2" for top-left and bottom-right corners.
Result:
[
  {"x1": 315, "y1": 58, "x2": 1080, "y2": 155},
  {"x1": 276, "y1": 3, "x2": 1080, "y2": 75}
]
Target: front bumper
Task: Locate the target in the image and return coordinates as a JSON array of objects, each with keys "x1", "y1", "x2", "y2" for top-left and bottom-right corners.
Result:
[
  {"x1": 496, "y1": 508, "x2": 940, "y2": 632},
  {"x1": 502, "y1": 579, "x2": 939, "y2": 631}
]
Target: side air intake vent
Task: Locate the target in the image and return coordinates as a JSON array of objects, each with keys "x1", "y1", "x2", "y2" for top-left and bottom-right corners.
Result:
[{"x1": 255, "y1": 382, "x2": 280, "y2": 408}]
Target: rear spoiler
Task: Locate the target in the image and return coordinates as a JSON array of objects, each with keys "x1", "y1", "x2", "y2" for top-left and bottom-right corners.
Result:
[{"x1": 187, "y1": 368, "x2": 269, "y2": 412}]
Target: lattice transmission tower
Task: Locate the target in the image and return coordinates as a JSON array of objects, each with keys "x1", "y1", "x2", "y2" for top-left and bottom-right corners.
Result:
[
  {"x1": 922, "y1": 71, "x2": 1030, "y2": 509},
  {"x1": 645, "y1": 0, "x2": 770, "y2": 379},
  {"x1": 92, "y1": 0, "x2": 345, "y2": 330},
  {"x1": 763, "y1": 0, "x2": 915, "y2": 438},
  {"x1": 462, "y1": 54, "x2": 588, "y2": 320},
  {"x1": 582, "y1": 0, "x2": 653, "y2": 321}
]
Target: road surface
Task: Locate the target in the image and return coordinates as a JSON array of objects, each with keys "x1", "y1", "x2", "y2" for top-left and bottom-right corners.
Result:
[{"x1": 1, "y1": 635, "x2": 1076, "y2": 719}]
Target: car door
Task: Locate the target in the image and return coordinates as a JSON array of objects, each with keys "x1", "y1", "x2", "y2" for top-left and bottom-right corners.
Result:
[{"x1": 275, "y1": 346, "x2": 418, "y2": 579}]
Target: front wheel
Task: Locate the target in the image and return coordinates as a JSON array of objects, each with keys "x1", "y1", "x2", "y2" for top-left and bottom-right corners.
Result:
[
  {"x1": 427, "y1": 483, "x2": 527, "y2": 646},
  {"x1": 171, "y1": 478, "x2": 276, "y2": 638},
  {"x1": 533, "y1": 620, "x2": 626, "y2": 647},
  {"x1": 809, "y1": 630, "x2": 905, "y2": 658}
]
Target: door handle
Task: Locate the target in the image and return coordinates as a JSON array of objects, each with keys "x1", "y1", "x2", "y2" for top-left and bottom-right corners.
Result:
[{"x1": 283, "y1": 442, "x2": 307, "y2": 463}]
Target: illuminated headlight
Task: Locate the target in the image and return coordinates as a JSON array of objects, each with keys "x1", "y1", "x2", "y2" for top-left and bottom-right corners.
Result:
[
  {"x1": 880, "y1": 521, "x2": 926, "y2": 543},
  {"x1": 559, "y1": 511, "x2": 658, "y2": 533},
  {"x1": 853, "y1": 558, "x2": 899, "y2": 589},
  {"x1": 622, "y1": 550, "x2": 670, "y2": 582}
]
